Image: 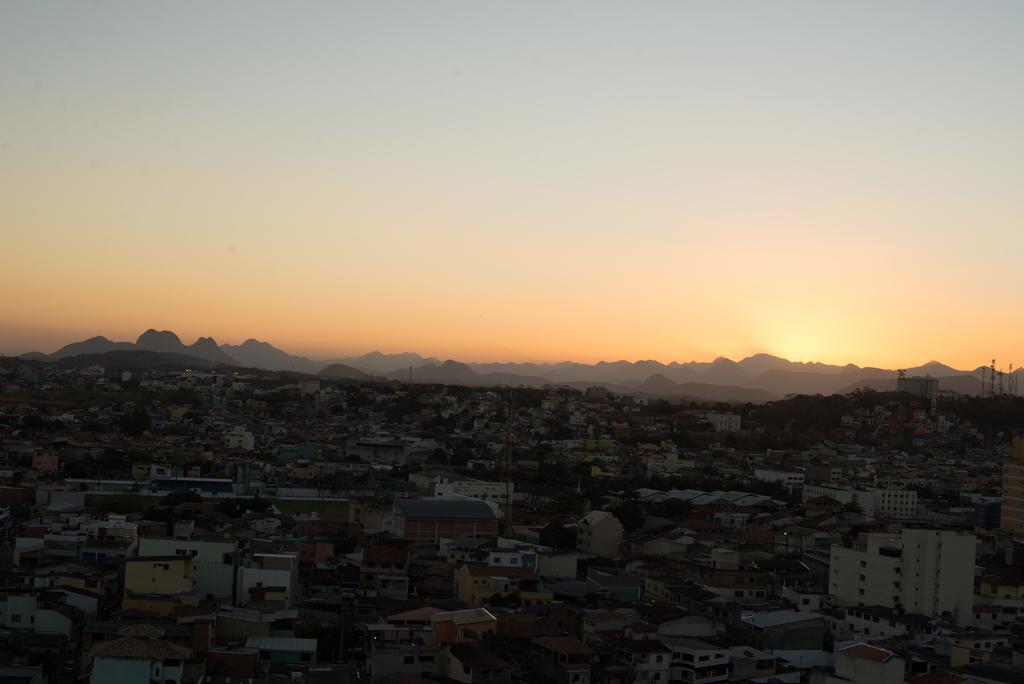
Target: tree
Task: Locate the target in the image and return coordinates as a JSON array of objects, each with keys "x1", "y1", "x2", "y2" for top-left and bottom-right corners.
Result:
[
  {"x1": 539, "y1": 521, "x2": 577, "y2": 550},
  {"x1": 119, "y1": 407, "x2": 151, "y2": 436},
  {"x1": 842, "y1": 500, "x2": 863, "y2": 514},
  {"x1": 161, "y1": 491, "x2": 202, "y2": 507}
]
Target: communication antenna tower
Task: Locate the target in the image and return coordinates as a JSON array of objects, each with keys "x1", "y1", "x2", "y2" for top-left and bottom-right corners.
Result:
[{"x1": 503, "y1": 392, "x2": 515, "y2": 528}]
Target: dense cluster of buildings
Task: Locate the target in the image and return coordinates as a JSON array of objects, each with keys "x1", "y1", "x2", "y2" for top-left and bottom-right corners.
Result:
[{"x1": 0, "y1": 358, "x2": 1022, "y2": 684}]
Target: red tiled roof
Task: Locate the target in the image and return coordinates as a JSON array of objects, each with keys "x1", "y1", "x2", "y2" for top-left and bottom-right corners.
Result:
[{"x1": 840, "y1": 643, "x2": 894, "y2": 663}]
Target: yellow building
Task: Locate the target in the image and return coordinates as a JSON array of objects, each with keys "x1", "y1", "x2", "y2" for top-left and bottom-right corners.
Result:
[
  {"x1": 122, "y1": 555, "x2": 196, "y2": 616},
  {"x1": 456, "y1": 564, "x2": 552, "y2": 607},
  {"x1": 1001, "y1": 438, "x2": 1024, "y2": 535}
]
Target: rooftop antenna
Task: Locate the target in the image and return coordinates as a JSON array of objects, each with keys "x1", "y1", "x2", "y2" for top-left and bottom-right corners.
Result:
[{"x1": 991, "y1": 359, "x2": 997, "y2": 397}]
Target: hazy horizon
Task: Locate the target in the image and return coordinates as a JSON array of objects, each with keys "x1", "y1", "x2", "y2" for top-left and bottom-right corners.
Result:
[
  {"x1": 4, "y1": 2, "x2": 1023, "y2": 369},
  {"x1": 0, "y1": 325, "x2": 1003, "y2": 373}
]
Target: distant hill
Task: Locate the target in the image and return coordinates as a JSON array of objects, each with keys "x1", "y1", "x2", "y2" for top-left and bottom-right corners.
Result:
[
  {"x1": 385, "y1": 360, "x2": 551, "y2": 388},
  {"x1": 51, "y1": 336, "x2": 136, "y2": 359},
  {"x1": 318, "y1": 363, "x2": 372, "y2": 381},
  {"x1": 639, "y1": 373, "x2": 777, "y2": 403},
  {"x1": 55, "y1": 350, "x2": 221, "y2": 370},
  {"x1": 331, "y1": 351, "x2": 441, "y2": 374},
  {"x1": 696, "y1": 357, "x2": 751, "y2": 386},
  {"x1": 222, "y1": 339, "x2": 322, "y2": 374}
]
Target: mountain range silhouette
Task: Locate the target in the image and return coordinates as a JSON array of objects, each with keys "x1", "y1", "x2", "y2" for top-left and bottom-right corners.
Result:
[{"x1": 17, "y1": 329, "x2": 1015, "y2": 402}]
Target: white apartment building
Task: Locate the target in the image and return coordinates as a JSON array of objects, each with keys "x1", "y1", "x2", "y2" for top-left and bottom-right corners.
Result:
[
  {"x1": 647, "y1": 452, "x2": 697, "y2": 478},
  {"x1": 829, "y1": 529, "x2": 976, "y2": 624},
  {"x1": 433, "y1": 477, "x2": 513, "y2": 511},
  {"x1": 662, "y1": 637, "x2": 730, "y2": 684},
  {"x1": 802, "y1": 485, "x2": 917, "y2": 519},
  {"x1": 704, "y1": 413, "x2": 741, "y2": 432},
  {"x1": 225, "y1": 425, "x2": 255, "y2": 451},
  {"x1": 754, "y1": 469, "x2": 805, "y2": 492}
]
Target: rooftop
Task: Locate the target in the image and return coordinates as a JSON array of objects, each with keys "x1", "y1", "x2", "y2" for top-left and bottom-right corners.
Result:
[
  {"x1": 245, "y1": 636, "x2": 318, "y2": 653},
  {"x1": 395, "y1": 499, "x2": 497, "y2": 521}
]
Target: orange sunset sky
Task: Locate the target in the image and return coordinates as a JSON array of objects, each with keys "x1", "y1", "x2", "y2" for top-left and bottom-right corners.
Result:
[{"x1": 2, "y1": 2, "x2": 1022, "y2": 369}]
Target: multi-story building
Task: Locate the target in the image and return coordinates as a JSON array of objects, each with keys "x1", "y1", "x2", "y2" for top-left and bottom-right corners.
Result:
[
  {"x1": 576, "y1": 510, "x2": 624, "y2": 559},
  {"x1": 0, "y1": 594, "x2": 80, "y2": 635},
  {"x1": 829, "y1": 529, "x2": 976, "y2": 624},
  {"x1": 754, "y1": 469, "x2": 805, "y2": 492},
  {"x1": 802, "y1": 485, "x2": 917, "y2": 519},
  {"x1": 1000, "y1": 438, "x2": 1024, "y2": 535},
  {"x1": 137, "y1": 536, "x2": 237, "y2": 603},
  {"x1": 646, "y1": 451, "x2": 696, "y2": 478},
  {"x1": 616, "y1": 640, "x2": 672, "y2": 684},
  {"x1": 661, "y1": 637, "x2": 730, "y2": 684},
  {"x1": 897, "y1": 376, "x2": 939, "y2": 402},
  {"x1": 703, "y1": 413, "x2": 741, "y2": 432},
  {"x1": 236, "y1": 553, "x2": 300, "y2": 608},
  {"x1": 432, "y1": 477, "x2": 513, "y2": 513},
  {"x1": 122, "y1": 555, "x2": 197, "y2": 616},
  {"x1": 530, "y1": 637, "x2": 594, "y2": 684}
]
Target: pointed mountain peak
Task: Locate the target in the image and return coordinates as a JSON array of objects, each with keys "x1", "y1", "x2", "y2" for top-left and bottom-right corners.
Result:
[
  {"x1": 191, "y1": 336, "x2": 220, "y2": 349},
  {"x1": 236, "y1": 338, "x2": 273, "y2": 349}
]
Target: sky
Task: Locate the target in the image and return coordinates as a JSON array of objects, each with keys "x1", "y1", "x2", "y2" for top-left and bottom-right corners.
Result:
[{"x1": 2, "y1": 1, "x2": 1023, "y2": 368}]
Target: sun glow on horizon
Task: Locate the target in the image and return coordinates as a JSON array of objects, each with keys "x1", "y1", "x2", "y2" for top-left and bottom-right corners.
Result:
[{"x1": 2, "y1": 2, "x2": 1023, "y2": 370}]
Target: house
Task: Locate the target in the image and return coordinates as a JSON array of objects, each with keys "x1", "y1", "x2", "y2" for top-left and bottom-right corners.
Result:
[
  {"x1": 616, "y1": 640, "x2": 672, "y2": 684},
  {"x1": 236, "y1": 553, "x2": 300, "y2": 608},
  {"x1": 531, "y1": 636, "x2": 594, "y2": 684},
  {"x1": 825, "y1": 643, "x2": 903, "y2": 684},
  {"x1": 430, "y1": 608, "x2": 498, "y2": 645},
  {"x1": 365, "y1": 643, "x2": 441, "y2": 683},
  {"x1": 661, "y1": 637, "x2": 730, "y2": 684},
  {"x1": 122, "y1": 555, "x2": 197, "y2": 616},
  {"x1": 137, "y1": 536, "x2": 237, "y2": 603},
  {"x1": 739, "y1": 610, "x2": 825, "y2": 650},
  {"x1": 455, "y1": 563, "x2": 549, "y2": 607},
  {"x1": 576, "y1": 510, "x2": 624, "y2": 559},
  {"x1": 361, "y1": 542, "x2": 413, "y2": 600},
  {"x1": 0, "y1": 593, "x2": 81, "y2": 635},
  {"x1": 587, "y1": 568, "x2": 643, "y2": 603},
  {"x1": 443, "y1": 641, "x2": 513, "y2": 684},
  {"x1": 89, "y1": 633, "x2": 191, "y2": 684}
]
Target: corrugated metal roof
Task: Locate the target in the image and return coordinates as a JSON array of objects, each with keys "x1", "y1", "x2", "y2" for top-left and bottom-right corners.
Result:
[
  {"x1": 245, "y1": 635, "x2": 318, "y2": 652},
  {"x1": 395, "y1": 499, "x2": 497, "y2": 520}
]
